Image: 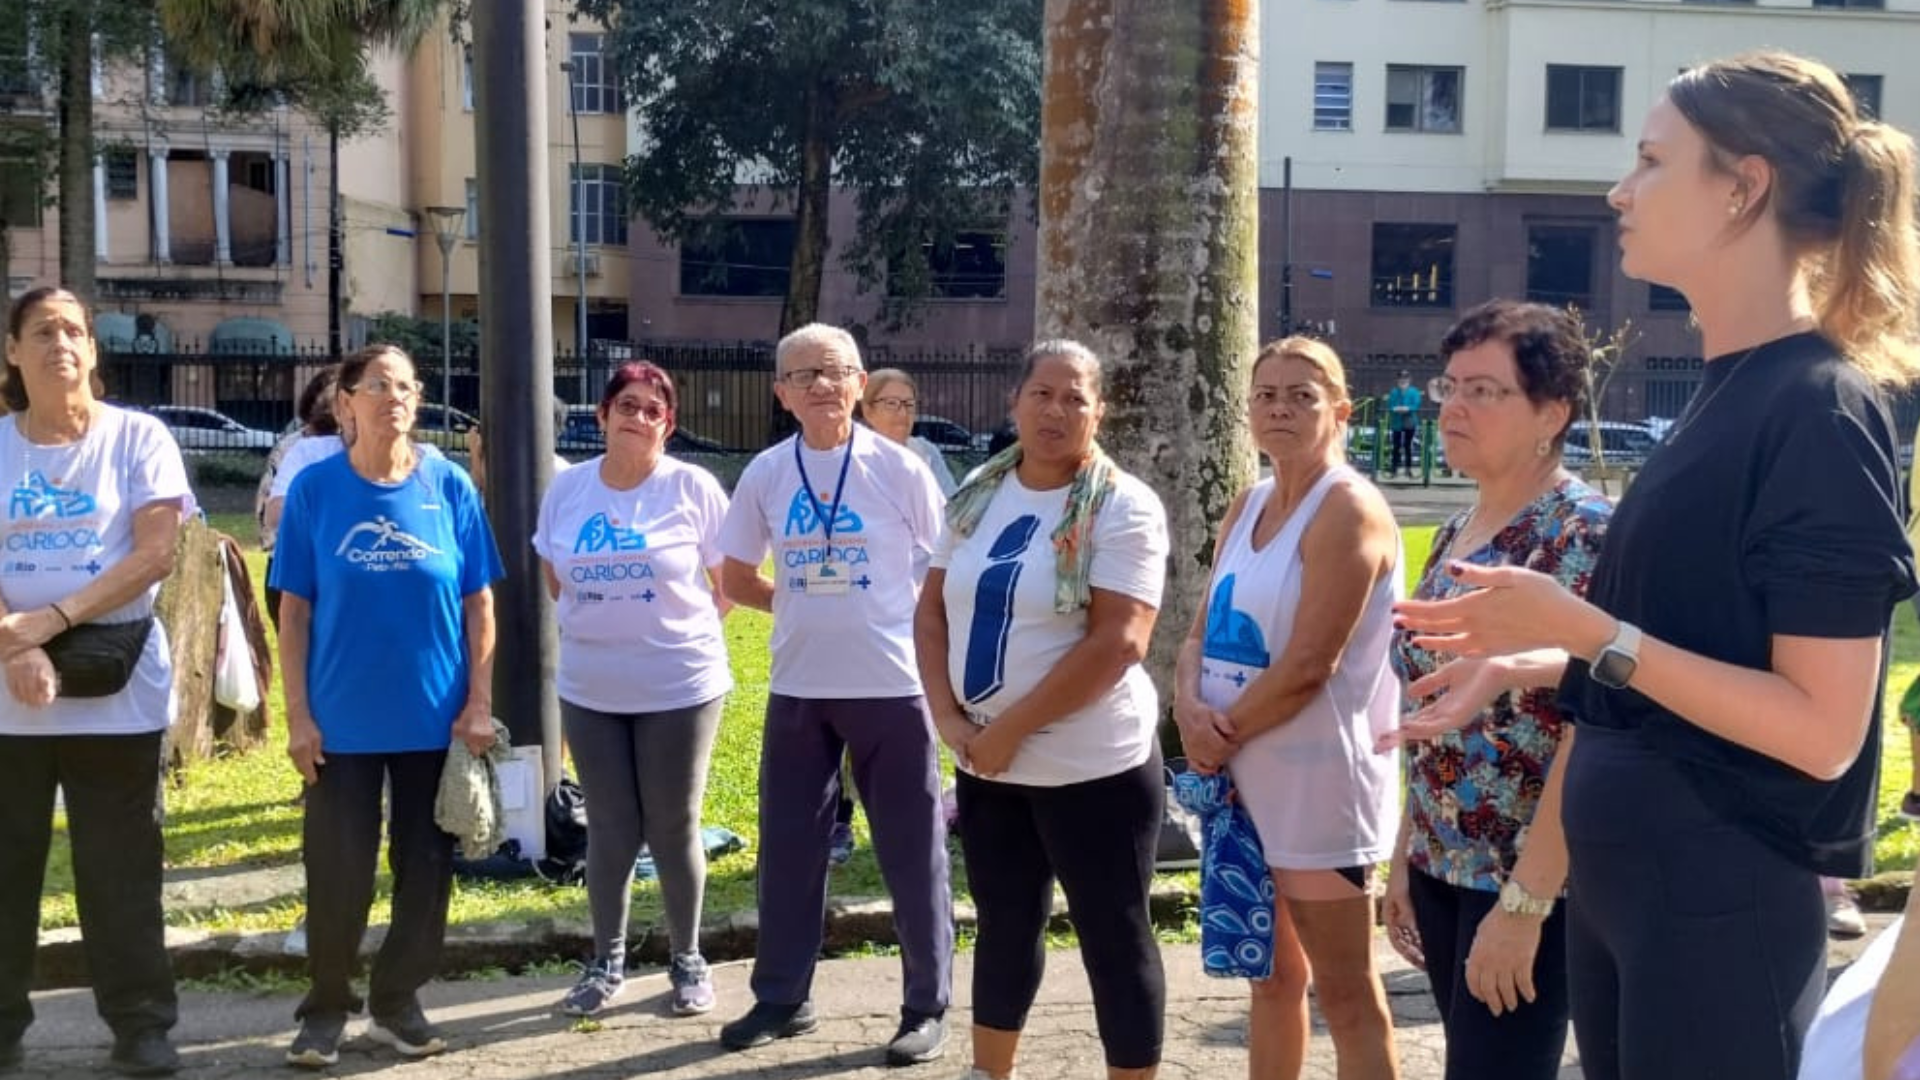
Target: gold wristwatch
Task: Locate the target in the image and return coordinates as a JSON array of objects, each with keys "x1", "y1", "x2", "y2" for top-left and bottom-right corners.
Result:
[{"x1": 1499, "y1": 879, "x2": 1556, "y2": 918}]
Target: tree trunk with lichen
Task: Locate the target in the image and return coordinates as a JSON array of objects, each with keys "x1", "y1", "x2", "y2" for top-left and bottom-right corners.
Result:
[{"x1": 1035, "y1": 0, "x2": 1260, "y2": 700}]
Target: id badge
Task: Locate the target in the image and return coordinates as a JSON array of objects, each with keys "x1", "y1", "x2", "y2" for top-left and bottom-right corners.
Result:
[{"x1": 804, "y1": 560, "x2": 850, "y2": 596}]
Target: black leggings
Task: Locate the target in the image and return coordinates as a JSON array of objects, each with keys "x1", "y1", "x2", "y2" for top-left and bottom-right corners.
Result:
[
  {"x1": 955, "y1": 751, "x2": 1165, "y2": 1069},
  {"x1": 1562, "y1": 725, "x2": 1825, "y2": 1080},
  {"x1": 1407, "y1": 869, "x2": 1569, "y2": 1080}
]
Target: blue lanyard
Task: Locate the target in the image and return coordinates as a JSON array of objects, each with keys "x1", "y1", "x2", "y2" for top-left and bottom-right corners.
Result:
[{"x1": 792, "y1": 429, "x2": 856, "y2": 547}]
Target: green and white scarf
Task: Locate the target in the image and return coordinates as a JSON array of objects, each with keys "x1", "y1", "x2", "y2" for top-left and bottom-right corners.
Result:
[{"x1": 945, "y1": 442, "x2": 1118, "y2": 613}]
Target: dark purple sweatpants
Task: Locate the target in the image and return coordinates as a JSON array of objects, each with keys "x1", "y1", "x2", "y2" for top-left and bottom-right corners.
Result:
[{"x1": 750, "y1": 694, "x2": 953, "y2": 1015}]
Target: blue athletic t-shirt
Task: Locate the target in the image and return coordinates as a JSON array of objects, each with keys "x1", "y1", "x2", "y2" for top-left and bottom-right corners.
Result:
[{"x1": 270, "y1": 453, "x2": 504, "y2": 752}]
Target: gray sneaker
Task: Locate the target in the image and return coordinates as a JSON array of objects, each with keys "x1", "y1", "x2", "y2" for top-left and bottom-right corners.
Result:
[
  {"x1": 367, "y1": 1002, "x2": 445, "y2": 1059},
  {"x1": 887, "y1": 1009, "x2": 948, "y2": 1065},
  {"x1": 560, "y1": 958, "x2": 625, "y2": 1017},
  {"x1": 669, "y1": 953, "x2": 715, "y2": 1016},
  {"x1": 285, "y1": 1014, "x2": 345, "y2": 1070}
]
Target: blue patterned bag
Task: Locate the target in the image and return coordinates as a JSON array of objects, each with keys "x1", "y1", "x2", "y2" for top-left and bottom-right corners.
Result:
[{"x1": 1172, "y1": 769, "x2": 1276, "y2": 979}]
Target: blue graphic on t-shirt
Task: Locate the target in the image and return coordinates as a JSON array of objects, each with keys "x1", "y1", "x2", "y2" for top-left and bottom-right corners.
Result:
[
  {"x1": 8, "y1": 471, "x2": 96, "y2": 520},
  {"x1": 573, "y1": 512, "x2": 647, "y2": 554},
  {"x1": 962, "y1": 515, "x2": 1041, "y2": 705},
  {"x1": 783, "y1": 488, "x2": 864, "y2": 537},
  {"x1": 1201, "y1": 574, "x2": 1270, "y2": 668}
]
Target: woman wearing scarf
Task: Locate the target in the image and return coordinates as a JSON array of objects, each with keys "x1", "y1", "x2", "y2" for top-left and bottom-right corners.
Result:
[
  {"x1": 914, "y1": 339, "x2": 1171, "y2": 1080},
  {"x1": 1173, "y1": 337, "x2": 1402, "y2": 1080}
]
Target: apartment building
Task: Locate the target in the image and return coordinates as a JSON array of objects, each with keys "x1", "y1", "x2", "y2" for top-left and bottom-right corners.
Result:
[{"x1": 1256, "y1": 0, "x2": 1920, "y2": 413}]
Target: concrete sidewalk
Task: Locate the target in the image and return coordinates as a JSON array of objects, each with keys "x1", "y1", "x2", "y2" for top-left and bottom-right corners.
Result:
[{"x1": 18, "y1": 918, "x2": 1899, "y2": 1078}]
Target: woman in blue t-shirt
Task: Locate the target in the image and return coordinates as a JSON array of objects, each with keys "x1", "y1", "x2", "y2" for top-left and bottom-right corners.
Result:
[
  {"x1": 271, "y1": 344, "x2": 504, "y2": 1069},
  {"x1": 1395, "y1": 53, "x2": 1920, "y2": 1080}
]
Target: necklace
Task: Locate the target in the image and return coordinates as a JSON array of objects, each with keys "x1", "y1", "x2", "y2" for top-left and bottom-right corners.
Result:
[{"x1": 1664, "y1": 345, "x2": 1762, "y2": 445}]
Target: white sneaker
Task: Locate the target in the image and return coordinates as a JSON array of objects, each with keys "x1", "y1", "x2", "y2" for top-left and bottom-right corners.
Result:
[
  {"x1": 957, "y1": 1070, "x2": 1016, "y2": 1080},
  {"x1": 1826, "y1": 892, "x2": 1867, "y2": 939}
]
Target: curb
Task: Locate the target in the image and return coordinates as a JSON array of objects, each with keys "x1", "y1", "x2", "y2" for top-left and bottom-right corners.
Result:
[{"x1": 32, "y1": 883, "x2": 1203, "y2": 991}]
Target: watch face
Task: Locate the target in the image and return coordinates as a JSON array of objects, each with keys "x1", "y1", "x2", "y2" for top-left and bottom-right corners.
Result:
[{"x1": 1593, "y1": 648, "x2": 1635, "y2": 689}]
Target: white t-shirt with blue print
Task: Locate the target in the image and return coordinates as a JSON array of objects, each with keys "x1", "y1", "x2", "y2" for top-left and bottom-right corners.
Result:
[
  {"x1": 932, "y1": 471, "x2": 1169, "y2": 787},
  {"x1": 0, "y1": 407, "x2": 190, "y2": 736},
  {"x1": 719, "y1": 428, "x2": 944, "y2": 699},
  {"x1": 270, "y1": 453, "x2": 503, "y2": 753},
  {"x1": 533, "y1": 455, "x2": 733, "y2": 713}
]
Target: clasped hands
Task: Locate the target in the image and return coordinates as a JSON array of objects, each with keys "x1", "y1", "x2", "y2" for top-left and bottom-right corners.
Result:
[{"x1": 0, "y1": 607, "x2": 67, "y2": 707}]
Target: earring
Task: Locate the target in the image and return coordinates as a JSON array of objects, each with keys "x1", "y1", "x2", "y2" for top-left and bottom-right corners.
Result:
[
  {"x1": 1536, "y1": 438, "x2": 1551, "y2": 458},
  {"x1": 1729, "y1": 201, "x2": 1744, "y2": 217}
]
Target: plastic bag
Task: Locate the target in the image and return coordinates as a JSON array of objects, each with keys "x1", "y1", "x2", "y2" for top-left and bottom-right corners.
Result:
[{"x1": 213, "y1": 547, "x2": 261, "y2": 711}]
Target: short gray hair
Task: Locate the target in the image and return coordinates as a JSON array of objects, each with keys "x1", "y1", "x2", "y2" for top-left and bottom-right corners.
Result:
[
  {"x1": 775, "y1": 323, "x2": 862, "y2": 374},
  {"x1": 1019, "y1": 338, "x2": 1103, "y2": 395}
]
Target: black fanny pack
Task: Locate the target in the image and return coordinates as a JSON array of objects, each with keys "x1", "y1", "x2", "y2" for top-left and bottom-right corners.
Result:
[{"x1": 43, "y1": 618, "x2": 154, "y2": 698}]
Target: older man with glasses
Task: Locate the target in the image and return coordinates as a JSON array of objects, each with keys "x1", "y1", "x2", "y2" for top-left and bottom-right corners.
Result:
[{"x1": 717, "y1": 323, "x2": 954, "y2": 1064}]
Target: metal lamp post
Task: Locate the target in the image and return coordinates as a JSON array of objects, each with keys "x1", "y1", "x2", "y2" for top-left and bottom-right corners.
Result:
[
  {"x1": 425, "y1": 205, "x2": 467, "y2": 435},
  {"x1": 558, "y1": 59, "x2": 589, "y2": 402}
]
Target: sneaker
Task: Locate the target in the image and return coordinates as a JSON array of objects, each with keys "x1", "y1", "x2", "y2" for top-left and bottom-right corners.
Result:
[
  {"x1": 367, "y1": 1002, "x2": 446, "y2": 1059},
  {"x1": 284, "y1": 1014, "x2": 345, "y2": 1070},
  {"x1": 829, "y1": 822, "x2": 856, "y2": 867},
  {"x1": 719, "y1": 1000, "x2": 818, "y2": 1050},
  {"x1": 1901, "y1": 790, "x2": 1920, "y2": 822},
  {"x1": 282, "y1": 919, "x2": 308, "y2": 958},
  {"x1": 1827, "y1": 891, "x2": 1868, "y2": 939},
  {"x1": 886, "y1": 1009, "x2": 949, "y2": 1066},
  {"x1": 955, "y1": 1071, "x2": 1014, "y2": 1080},
  {"x1": 108, "y1": 1030, "x2": 179, "y2": 1077},
  {"x1": 669, "y1": 953, "x2": 715, "y2": 1016},
  {"x1": 560, "y1": 958, "x2": 625, "y2": 1017}
]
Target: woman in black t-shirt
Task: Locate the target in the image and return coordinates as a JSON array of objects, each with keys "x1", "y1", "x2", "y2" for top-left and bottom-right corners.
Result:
[{"x1": 1394, "y1": 52, "x2": 1920, "y2": 1080}]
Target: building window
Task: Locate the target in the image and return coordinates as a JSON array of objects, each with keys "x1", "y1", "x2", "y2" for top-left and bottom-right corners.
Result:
[
  {"x1": 1371, "y1": 223, "x2": 1455, "y2": 308},
  {"x1": 1545, "y1": 65, "x2": 1621, "y2": 133},
  {"x1": 162, "y1": 49, "x2": 216, "y2": 107},
  {"x1": 1815, "y1": 0, "x2": 1885, "y2": 8},
  {"x1": 104, "y1": 149, "x2": 138, "y2": 200},
  {"x1": 1526, "y1": 225, "x2": 1597, "y2": 310},
  {"x1": 464, "y1": 178, "x2": 479, "y2": 239},
  {"x1": 1648, "y1": 284, "x2": 1690, "y2": 313},
  {"x1": 890, "y1": 231, "x2": 1007, "y2": 299},
  {"x1": 679, "y1": 219, "x2": 795, "y2": 298},
  {"x1": 460, "y1": 50, "x2": 473, "y2": 110},
  {"x1": 569, "y1": 164, "x2": 627, "y2": 247},
  {"x1": 0, "y1": 159, "x2": 41, "y2": 226},
  {"x1": 1314, "y1": 63, "x2": 1353, "y2": 131},
  {"x1": 1844, "y1": 73, "x2": 1883, "y2": 119},
  {"x1": 0, "y1": 18, "x2": 35, "y2": 99},
  {"x1": 1386, "y1": 65, "x2": 1462, "y2": 133},
  {"x1": 568, "y1": 34, "x2": 623, "y2": 116}
]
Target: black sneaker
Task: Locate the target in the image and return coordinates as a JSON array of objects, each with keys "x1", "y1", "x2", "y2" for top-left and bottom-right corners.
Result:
[
  {"x1": 719, "y1": 1000, "x2": 818, "y2": 1050},
  {"x1": 108, "y1": 1030, "x2": 179, "y2": 1077},
  {"x1": 885, "y1": 1008, "x2": 948, "y2": 1066},
  {"x1": 1901, "y1": 790, "x2": 1920, "y2": 822},
  {"x1": 285, "y1": 1014, "x2": 345, "y2": 1070},
  {"x1": 367, "y1": 1002, "x2": 445, "y2": 1059}
]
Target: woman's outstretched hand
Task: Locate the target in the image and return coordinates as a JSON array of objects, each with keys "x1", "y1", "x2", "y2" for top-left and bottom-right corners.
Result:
[{"x1": 1394, "y1": 562, "x2": 1602, "y2": 659}]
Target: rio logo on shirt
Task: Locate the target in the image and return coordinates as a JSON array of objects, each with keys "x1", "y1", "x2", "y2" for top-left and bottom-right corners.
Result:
[
  {"x1": 5, "y1": 471, "x2": 104, "y2": 560},
  {"x1": 334, "y1": 515, "x2": 442, "y2": 570},
  {"x1": 783, "y1": 488, "x2": 863, "y2": 538},
  {"x1": 9, "y1": 471, "x2": 96, "y2": 521},
  {"x1": 573, "y1": 512, "x2": 647, "y2": 554}
]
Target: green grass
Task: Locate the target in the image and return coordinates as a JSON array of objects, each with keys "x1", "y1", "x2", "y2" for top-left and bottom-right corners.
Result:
[{"x1": 31, "y1": 515, "x2": 1917, "y2": 941}]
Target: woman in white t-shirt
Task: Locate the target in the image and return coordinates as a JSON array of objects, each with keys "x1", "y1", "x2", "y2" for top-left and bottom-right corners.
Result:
[
  {"x1": 0, "y1": 288, "x2": 191, "y2": 1076},
  {"x1": 257, "y1": 365, "x2": 340, "y2": 628},
  {"x1": 915, "y1": 340, "x2": 1170, "y2": 1080},
  {"x1": 1173, "y1": 337, "x2": 1402, "y2": 1080},
  {"x1": 533, "y1": 361, "x2": 733, "y2": 1020}
]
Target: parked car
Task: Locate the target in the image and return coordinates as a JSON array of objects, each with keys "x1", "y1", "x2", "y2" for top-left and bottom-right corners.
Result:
[
  {"x1": 410, "y1": 403, "x2": 481, "y2": 449},
  {"x1": 1561, "y1": 420, "x2": 1663, "y2": 470},
  {"x1": 913, "y1": 415, "x2": 976, "y2": 453},
  {"x1": 141, "y1": 406, "x2": 278, "y2": 454},
  {"x1": 557, "y1": 404, "x2": 729, "y2": 456}
]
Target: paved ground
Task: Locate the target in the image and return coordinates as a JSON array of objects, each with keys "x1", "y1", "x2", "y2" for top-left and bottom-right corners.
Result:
[{"x1": 18, "y1": 916, "x2": 1897, "y2": 1079}]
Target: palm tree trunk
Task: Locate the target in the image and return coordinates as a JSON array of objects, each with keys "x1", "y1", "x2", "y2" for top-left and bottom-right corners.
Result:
[
  {"x1": 57, "y1": 0, "x2": 96, "y2": 300},
  {"x1": 781, "y1": 80, "x2": 834, "y2": 335},
  {"x1": 1036, "y1": 0, "x2": 1260, "y2": 696}
]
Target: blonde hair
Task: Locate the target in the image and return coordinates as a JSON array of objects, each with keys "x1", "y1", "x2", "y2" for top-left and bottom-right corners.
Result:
[
  {"x1": 1253, "y1": 336, "x2": 1350, "y2": 402},
  {"x1": 862, "y1": 367, "x2": 916, "y2": 407},
  {"x1": 1671, "y1": 51, "x2": 1920, "y2": 386}
]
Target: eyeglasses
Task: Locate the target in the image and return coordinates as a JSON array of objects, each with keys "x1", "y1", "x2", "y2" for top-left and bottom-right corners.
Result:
[
  {"x1": 868, "y1": 396, "x2": 916, "y2": 414},
  {"x1": 610, "y1": 399, "x2": 669, "y2": 423},
  {"x1": 1428, "y1": 375, "x2": 1520, "y2": 408},
  {"x1": 781, "y1": 365, "x2": 861, "y2": 389},
  {"x1": 351, "y1": 377, "x2": 420, "y2": 400}
]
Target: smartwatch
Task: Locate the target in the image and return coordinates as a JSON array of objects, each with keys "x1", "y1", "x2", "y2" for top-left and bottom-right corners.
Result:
[{"x1": 1590, "y1": 621, "x2": 1642, "y2": 690}]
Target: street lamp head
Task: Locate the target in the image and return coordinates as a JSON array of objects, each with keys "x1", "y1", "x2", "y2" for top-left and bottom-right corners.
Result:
[{"x1": 425, "y1": 205, "x2": 467, "y2": 242}]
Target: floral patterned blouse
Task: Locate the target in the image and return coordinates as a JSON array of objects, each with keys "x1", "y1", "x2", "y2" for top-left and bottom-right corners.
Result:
[{"x1": 1392, "y1": 476, "x2": 1612, "y2": 892}]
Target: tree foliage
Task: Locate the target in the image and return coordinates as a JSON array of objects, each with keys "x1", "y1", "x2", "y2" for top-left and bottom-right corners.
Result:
[{"x1": 576, "y1": 0, "x2": 1042, "y2": 333}]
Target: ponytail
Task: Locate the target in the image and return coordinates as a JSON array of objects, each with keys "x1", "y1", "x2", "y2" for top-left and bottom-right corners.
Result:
[{"x1": 1817, "y1": 121, "x2": 1920, "y2": 387}]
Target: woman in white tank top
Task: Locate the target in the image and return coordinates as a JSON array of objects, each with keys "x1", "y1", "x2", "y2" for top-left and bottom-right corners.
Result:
[{"x1": 1174, "y1": 337, "x2": 1403, "y2": 1080}]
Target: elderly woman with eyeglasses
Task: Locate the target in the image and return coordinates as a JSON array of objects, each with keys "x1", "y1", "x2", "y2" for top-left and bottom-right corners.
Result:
[
  {"x1": 535, "y1": 362, "x2": 734, "y2": 1020},
  {"x1": 861, "y1": 369, "x2": 957, "y2": 496},
  {"x1": 271, "y1": 344, "x2": 504, "y2": 1069},
  {"x1": 1377, "y1": 300, "x2": 1611, "y2": 1080}
]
